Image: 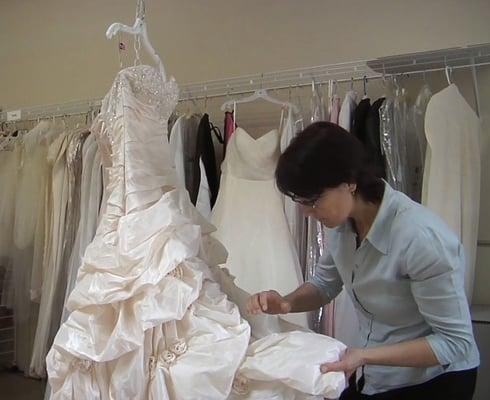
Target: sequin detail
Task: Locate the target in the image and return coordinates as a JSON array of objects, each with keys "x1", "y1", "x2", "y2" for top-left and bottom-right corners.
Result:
[{"x1": 71, "y1": 358, "x2": 93, "y2": 372}]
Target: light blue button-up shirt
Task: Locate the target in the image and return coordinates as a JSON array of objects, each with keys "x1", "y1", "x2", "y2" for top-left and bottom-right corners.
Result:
[{"x1": 309, "y1": 182, "x2": 479, "y2": 395}]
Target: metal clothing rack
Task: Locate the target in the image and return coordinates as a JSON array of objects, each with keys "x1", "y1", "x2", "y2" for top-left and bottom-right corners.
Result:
[{"x1": 1, "y1": 43, "x2": 490, "y2": 122}]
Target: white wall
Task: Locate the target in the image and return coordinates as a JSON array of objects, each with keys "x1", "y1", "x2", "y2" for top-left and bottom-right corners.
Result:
[{"x1": 1, "y1": 0, "x2": 490, "y2": 109}]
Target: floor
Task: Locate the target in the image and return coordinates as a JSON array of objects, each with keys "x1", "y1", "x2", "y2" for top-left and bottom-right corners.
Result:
[
  {"x1": 473, "y1": 320, "x2": 490, "y2": 399},
  {"x1": 0, "y1": 371, "x2": 46, "y2": 400}
]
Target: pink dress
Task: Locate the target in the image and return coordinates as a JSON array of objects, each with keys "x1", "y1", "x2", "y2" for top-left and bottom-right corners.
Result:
[
  {"x1": 223, "y1": 111, "x2": 236, "y2": 155},
  {"x1": 329, "y1": 95, "x2": 341, "y2": 125}
]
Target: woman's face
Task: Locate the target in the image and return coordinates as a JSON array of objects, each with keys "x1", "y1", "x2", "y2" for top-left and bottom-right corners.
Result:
[{"x1": 299, "y1": 183, "x2": 356, "y2": 228}]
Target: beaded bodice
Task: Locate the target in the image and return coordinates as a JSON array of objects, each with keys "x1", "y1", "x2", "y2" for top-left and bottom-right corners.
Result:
[
  {"x1": 102, "y1": 65, "x2": 179, "y2": 122},
  {"x1": 93, "y1": 65, "x2": 179, "y2": 169}
]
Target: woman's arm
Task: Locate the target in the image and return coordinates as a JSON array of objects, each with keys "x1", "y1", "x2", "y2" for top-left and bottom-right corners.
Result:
[
  {"x1": 320, "y1": 337, "x2": 438, "y2": 375},
  {"x1": 285, "y1": 283, "x2": 328, "y2": 312},
  {"x1": 247, "y1": 249, "x2": 343, "y2": 315},
  {"x1": 323, "y1": 229, "x2": 476, "y2": 376},
  {"x1": 363, "y1": 337, "x2": 439, "y2": 367},
  {"x1": 246, "y1": 283, "x2": 326, "y2": 315}
]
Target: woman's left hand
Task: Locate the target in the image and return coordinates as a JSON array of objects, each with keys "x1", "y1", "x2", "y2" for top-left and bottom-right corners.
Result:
[{"x1": 320, "y1": 348, "x2": 366, "y2": 378}]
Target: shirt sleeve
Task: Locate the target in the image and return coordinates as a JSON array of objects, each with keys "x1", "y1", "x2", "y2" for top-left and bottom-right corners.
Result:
[
  {"x1": 307, "y1": 249, "x2": 344, "y2": 303},
  {"x1": 405, "y1": 227, "x2": 476, "y2": 367}
]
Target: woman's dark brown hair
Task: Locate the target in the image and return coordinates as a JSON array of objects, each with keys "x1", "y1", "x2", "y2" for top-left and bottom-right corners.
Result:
[{"x1": 275, "y1": 121, "x2": 384, "y2": 203}]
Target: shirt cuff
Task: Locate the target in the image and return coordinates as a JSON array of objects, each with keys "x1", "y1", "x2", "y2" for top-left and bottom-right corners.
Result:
[
  {"x1": 306, "y1": 278, "x2": 331, "y2": 303},
  {"x1": 425, "y1": 333, "x2": 450, "y2": 368}
]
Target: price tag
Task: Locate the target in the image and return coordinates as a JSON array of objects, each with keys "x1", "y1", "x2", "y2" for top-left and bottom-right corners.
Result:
[{"x1": 6, "y1": 110, "x2": 21, "y2": 121}]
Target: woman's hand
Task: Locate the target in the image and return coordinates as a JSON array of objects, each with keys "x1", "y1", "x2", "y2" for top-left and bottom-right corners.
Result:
[
  {"x1": 320, "y1": 348, "x2": 366, "y2": 378},
  {"x1": 246, "y1": 290, "x2": 292, "y2": 315}
]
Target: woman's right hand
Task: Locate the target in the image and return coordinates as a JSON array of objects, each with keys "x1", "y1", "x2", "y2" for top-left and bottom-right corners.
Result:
[{"x1": 246, "y1": 290, "x2": 292, "y2": 315}]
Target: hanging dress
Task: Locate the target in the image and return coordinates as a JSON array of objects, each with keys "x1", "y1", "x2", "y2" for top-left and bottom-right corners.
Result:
[
  {"x1": 304, "y1": 92, "x2": 329, "y2": 332},
  {"x1": 211, "y1": 126, "x2": 308, "y2": 328},
  {"x1": 169, "y1": 114, "x2": 213, "y2": 218},
  {"x1": 409, "y1": 84, "x2": 433, "y2": 203},
  {"x1": 422, "y1": 84, "x2": 480, "y2": 301},
  {"x1": 279, "y1": 107, "x2": 306, "y2": 269},
  {"x1": 61, "y1": 133, "x2": 100, "y2": 323},
  {"x1": 338, "y1": 90, "x2": 357, "y2": 132},
  {"x1": 29, "y1": 130, "x2": 71, "y2": 377},
  {"x1": 46, "y1": 65, "x2": 346, "y2": 400},
  {"x1": 223, "y1": 110, "x2": 236, "y2": 155},
  {"x1": 30, "y1": 123, "x2": 59, "y2": 303},
  {"x1": 365, "y1": 97, "x2": 386, "y2": 178},
  {"x1": 12, "y1": 121, "x2": 51, "y2": 374},
  {"x1": 329, "y1": 94, "x2": 341, "y2": 125},
  {"x1": 0, "y1": 141, "x2": 19, "y2": 271}
]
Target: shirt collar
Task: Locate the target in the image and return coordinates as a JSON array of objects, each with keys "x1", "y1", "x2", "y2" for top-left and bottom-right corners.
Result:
[{"x1": 364, "y1": 182, "x2": 397, "y2": 255}]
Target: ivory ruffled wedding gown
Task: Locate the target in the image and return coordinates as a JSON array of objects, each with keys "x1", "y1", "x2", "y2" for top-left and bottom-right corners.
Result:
[{"x1": 46, "y1": 65, "x2": 346, "y2": 400}]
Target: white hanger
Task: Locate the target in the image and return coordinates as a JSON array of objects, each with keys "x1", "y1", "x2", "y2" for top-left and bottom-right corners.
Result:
[
  {"x1": 220, "y1": 88, "x2": 299, "y2": 113},
  {"x1": 327, "y1": 79, "x2": 333, "y2": 101},
  {"x1": 445, "y1": 65, "x2": 453, "y2": 85},
  {"x1": 332, "y1": 80, "x2": 339, "y2": 96},
  {"x1": 362, "y1": 76, "x2": 369, "y2": 99},
  {"x1": 106, "y1": 0, "x2": 167, "y2": 81}
]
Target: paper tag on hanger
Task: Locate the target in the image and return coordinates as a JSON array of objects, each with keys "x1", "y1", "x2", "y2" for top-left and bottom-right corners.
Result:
[{"x1": 6, "y1": 110, "x2": 21, "y2": 121}]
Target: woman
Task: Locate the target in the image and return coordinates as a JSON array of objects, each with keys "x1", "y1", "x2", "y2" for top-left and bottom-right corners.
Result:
[{"x1": 246, "y1": 122, "x2": 479, "y2": 399}]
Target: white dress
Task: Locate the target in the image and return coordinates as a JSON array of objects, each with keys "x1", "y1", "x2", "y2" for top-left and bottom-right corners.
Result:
[
  {"x1": 0, "y1": 143, "x2": 19, "y2": 263},
  {"x1": 169, "y1": 115, "x2": 212, "y2": 218},
  {"x1": 211, "y1": 126, "x2": 308, "y2": 328},
  {"x1": 279, "y1": 107, "x2": 306, "y2": 269},
  {"x1": 13, "y1": 121, "x2": 51, "y2": 249},
  {"x1": 422, "y1": 83, "x2": 480, "y2": 301},
  {"x1": 412, "y1": 84, "x2": 432, "y2": 171},
  {"x1": 30, "y1": 130, "x2": 71, "y2": 378},
  {"x1": 31, "y1": 122, "x2": 65, "y2": 303},
  {"x1": 61, "y1": 134, "x2": 102, "y2": 323},
  {"x1": 12, "y1": 121, "x2": 52, "y2": 374},
  {"x1": 30, "y1": 132, "x2": 53, "y2": 303},
  {"x1": 338, "y1": 91, "x2": 357, "y2": 132},
  {"x1": 46, "y1": 65, "x2": 346, "y2": 400}
]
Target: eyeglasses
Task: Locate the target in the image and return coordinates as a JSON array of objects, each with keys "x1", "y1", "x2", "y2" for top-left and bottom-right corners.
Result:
[{"x1": 290, "y1": 193, "x2": 322, "y2": 208}]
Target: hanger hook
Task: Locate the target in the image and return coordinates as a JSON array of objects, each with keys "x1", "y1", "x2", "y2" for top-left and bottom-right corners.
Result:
[
  {"x1": 203, "y1": 87, "x2": 208, "y2": 112},
  {"x1": 186, "y1": 90, "x2": 191, "y2": 114},
  {"x1": 136, "y1": 0, "x2": 146, "y2": 20},
  {"x1": 363, "y1": 76, "x2": 368, "y2": 96},
  {"x1": 443, "y1": 56, "x2": 452, "y2": 85}
]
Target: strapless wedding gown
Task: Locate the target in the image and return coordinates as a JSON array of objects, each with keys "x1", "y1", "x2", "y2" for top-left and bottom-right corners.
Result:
[
  {"x1": 211, "y1": 126, "x2": 308, "y2": 328},
  {"x1": 46, "y1": 65, "x2": 345, "y2": 400}
]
